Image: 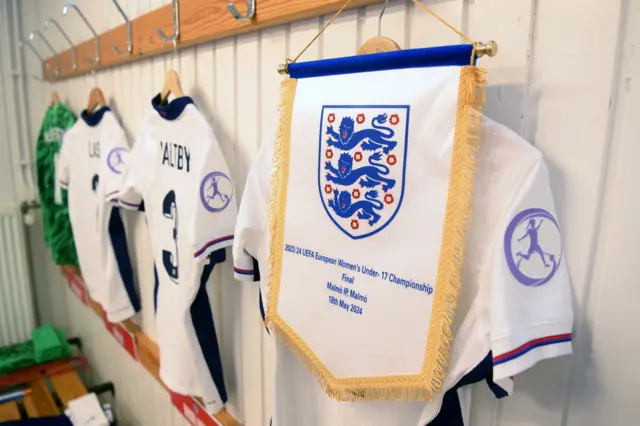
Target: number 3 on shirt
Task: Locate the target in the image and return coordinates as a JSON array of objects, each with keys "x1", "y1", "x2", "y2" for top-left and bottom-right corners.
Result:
[{"x1": 162, "y1": 190, "x2": 179, "y2": 283}]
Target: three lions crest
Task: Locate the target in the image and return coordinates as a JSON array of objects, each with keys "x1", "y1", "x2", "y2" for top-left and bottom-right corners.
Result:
[{"x1": 319, "y1": 106, "x2": 409, "y2": 239}]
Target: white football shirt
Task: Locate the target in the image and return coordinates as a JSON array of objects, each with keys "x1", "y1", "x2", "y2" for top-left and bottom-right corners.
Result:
[
  {"x1": 117, "y1": 95, "x2": 237, "y2": 413},
  {"x1": 233, "y1": 117, "x2": 573, "y2": 425},
  {"x1": 56, "y1": 107, "x2": 140, "y2": 323}
]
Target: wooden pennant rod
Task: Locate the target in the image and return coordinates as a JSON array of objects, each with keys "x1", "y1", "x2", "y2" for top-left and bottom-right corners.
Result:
[{"x1": 41, "y1": 0, "x2": 389, "y2": 81}]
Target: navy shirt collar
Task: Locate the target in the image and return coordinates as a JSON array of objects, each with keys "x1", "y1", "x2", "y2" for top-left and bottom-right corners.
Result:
[
  {"x1": 152, "y1": 93, "x2": 194, "y2": 121},
  {"x1": 81, "y1": 106, "x2": 110, "y2": 127}
]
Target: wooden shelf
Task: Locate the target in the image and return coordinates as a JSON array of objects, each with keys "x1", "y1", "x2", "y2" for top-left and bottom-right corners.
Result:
[{"x1": 43, "y1": 0, "x2": 385, "y2": 81}]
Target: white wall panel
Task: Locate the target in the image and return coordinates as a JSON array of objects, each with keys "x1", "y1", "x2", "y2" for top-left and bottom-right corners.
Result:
[
  {"x1": 11, "y1": 0, "x2": 639, "y2": 425},
  {"x1": 564, "y1": 1, "x2": 640, "y2": 425}
]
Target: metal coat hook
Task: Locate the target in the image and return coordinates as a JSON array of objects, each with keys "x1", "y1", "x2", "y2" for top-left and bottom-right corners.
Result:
[
  {"x1": 378, "y1": 0, "x2": 389, "y2": 36},
  {"x1": 44, "y1": 19, "x2": 77, "y2": 71},
  {"x1": 63, "y1": 3, "x2": 100, "y2": 65},
  {"x1": 29, "y1": 31, "x2": 59, "y2": 78},
  {"x1": 227, "y1": 0, "x2": 256, "y2": 21},
  {"x1": 20, "y1": 40, "x2": 44, "y2": 80},
  {"x1": 171, "y1": 39, "x2": 178, "y2": 69},
  {"x1": 111, "y1": 0, "x2": 132, "y2": 55},
  {"x1": 157, "y1": 0, "x2": 179, "y2": 45}
]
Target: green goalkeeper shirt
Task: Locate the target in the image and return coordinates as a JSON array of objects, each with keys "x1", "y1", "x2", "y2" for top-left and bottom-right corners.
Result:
[{"x1": 36, "y1": 101, "x2": 79, "y2": 266}]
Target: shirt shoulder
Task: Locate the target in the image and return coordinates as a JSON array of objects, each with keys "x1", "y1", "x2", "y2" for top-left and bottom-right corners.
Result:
[
  {"x1": 454, "y1": 119, "x2": 543, "y2": 330},
  {"x1": 465, "y1": 118, "x2": 543, "y2": 258},
  {"x1": 61, "y1": 119, "x2": 87, "y2": 144}
]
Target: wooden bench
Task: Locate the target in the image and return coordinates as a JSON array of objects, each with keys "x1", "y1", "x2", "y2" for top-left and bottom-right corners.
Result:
[{"x1": 0, "y1": 371, "x2": 88, "y2": 422}]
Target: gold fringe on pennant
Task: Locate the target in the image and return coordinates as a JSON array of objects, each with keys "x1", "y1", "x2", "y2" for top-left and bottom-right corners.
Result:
[
  {"x1": 419, "y1": 65, "x2": 487, "y2": 400},
  {"x1": 266, "y1": 67, "x2": 487, "y2": 402},
  {"x1": 266, "y1": 77, "x2": 297, "y2": 333}
]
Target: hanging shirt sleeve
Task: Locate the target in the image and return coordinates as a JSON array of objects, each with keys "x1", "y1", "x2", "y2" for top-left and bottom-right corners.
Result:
[
  {"x1": 102, "y1": 122, "x2": 130, "y2": 204},
  {"x1": 490, "y1": 157, "x2": 574, "y2": 380},
  {"x1": 56, "y1": 131, "x2": 71, "y2": 191},
  {"x1": 190, "y1": 131, "x2": 237, "y2": 263},
  {"x1": 118, "y1": 128, "x2": 146, "y2": 210},
  {"x1": 232, "y1": 166, "x2": 267, "y2": 282}
]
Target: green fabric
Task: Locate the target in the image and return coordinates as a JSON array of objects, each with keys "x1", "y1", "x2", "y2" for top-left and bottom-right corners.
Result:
[
  {"x1": 0, "y1": 340, "x2": 35, "y2": 377},
  {"x1": 32, "y1": 324, "x2": 72, "y2": 364},
  {"x1": 36, "y1": 101, "x2": 78, "y2": 266},
  {"x1": 0, "y1": 325, "x2": 72, "y2": 377}
]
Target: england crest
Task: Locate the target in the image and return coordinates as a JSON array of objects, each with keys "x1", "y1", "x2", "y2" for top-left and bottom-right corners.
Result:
[{"x1": 318, "y1": 105, "x2": 409, "y2": 239}]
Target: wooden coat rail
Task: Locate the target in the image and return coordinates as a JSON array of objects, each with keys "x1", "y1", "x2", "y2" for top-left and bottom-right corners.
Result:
[{"x1": 43, "y1": 0, "x2": 386, "y2": 81}]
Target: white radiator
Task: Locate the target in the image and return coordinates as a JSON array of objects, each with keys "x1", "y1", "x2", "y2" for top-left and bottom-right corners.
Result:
[{"x1": 0, "y1": 206, "x2": 35, "y2": 346}]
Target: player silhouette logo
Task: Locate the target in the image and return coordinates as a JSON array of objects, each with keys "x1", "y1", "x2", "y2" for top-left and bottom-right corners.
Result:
[
  {"x1": 107, "y1": 147, "x2": 128, "y2": 175},
  {"x1": 200, "y1": 171, "x2": 234, "y2": 212},
  {"x1": 504, "y1": 208, "x2": 563, "y2": 287}
]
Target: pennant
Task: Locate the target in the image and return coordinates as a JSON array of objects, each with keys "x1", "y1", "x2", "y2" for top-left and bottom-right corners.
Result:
[{"x1": 267, "y1": 44, "x2": 486, "y2": 402}]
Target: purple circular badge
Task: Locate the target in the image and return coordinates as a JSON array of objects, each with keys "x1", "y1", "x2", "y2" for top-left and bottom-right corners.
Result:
[
  {"x1": 200, "y1": 171, "x2": 233, "y2": 213},
  {"x1": 504, "y1": 208, "x2": 563, "y2": 287},
  {"x1": 107, "y1": 147, "x2": 128, "y2": 174}
]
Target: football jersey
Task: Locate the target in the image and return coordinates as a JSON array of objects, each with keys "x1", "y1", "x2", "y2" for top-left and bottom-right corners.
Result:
[
  {"x1": 117, "y1": 95, "x2": 237, "y2": 414},
  {"x1": 233, "y1": 117, "x2": 573, "y2": 426},
  {"x1": 36, "y1": 101, "x2": 78, "y2": 266},
  {"x1": 56, "y1": 107, "x2": 139, "y2": 323}
]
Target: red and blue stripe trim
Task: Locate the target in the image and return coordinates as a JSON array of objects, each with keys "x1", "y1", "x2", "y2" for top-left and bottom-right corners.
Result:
[
  {"x1": 106, "y1": 190, "x2": 119, "y2": 199},
  {"x1": 493, "y1": 333, "x2": 572, "y2": 366},
  {"x1": 193, "y1": 235, "x2": 234, "y2": 258},
  {"x1": 234, "y1": 267, "x2": 254, "y2": 276},
  {"x1": 119, "y1": 199, "x2": 142, "y2": 209}
]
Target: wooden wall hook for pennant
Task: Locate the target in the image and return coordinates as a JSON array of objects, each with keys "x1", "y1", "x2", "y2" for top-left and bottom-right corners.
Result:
[
  {"x1": 357, "y1": 36, "x2": 400, "y2": 55},
  {"x1": 160, "y1": 70, "x2": 185, "y2": 104},
  {"x1": 86, "y1": 87, "x2": 107, "y2": 114}
]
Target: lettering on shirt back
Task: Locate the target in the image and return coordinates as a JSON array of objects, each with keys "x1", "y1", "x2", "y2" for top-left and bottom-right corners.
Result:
[
  {"x1": 160, "y1": 141, "x2": 191, "y2": 172},
  {"x1": 88, "y1": 140, "x2": 100, "y2": 158}
]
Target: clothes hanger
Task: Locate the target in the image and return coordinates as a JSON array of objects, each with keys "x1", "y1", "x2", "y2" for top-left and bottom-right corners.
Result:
[
  {"x1": 159, "y1": 39, "x2": 185, "y2": 105},
  {"x1": 160, "y1": 37, "x2": 184, "y2": 105},
  {"x1": 86, "y1": 87, "x2": 107, "y2": 114},
  {"x1": 160, "y1": 69, "x2": 185, "y2": 105},
  {"x1": 49, "y1": 91, "x2": 60, "y2": 107},
  {"x1": 356, "y1": 0, "x2": 400, "y2": 55}
]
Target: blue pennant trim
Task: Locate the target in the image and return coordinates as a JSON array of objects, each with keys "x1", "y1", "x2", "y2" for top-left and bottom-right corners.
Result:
[
  {"x1": 81, "y1": 106, "x2": 111, "y2": 127},
  {"x1": 151, "y1": 93, "x2": 194, "y2": 120},
  {"x1": 288, "y1": 44, "x2": 476, "y2": 79}
]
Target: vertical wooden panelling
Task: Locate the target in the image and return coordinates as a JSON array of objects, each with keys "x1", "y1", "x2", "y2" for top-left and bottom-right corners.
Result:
[
  {"x1": 194, "y1": 42, "x2": 215, "y2": 119},
  {"x1": 321, "y1": 9, "x2": 360, "y2": 58},
  {"x1": 257, "y1": 26, "x2": 287, "y2": 424},
  {"x1": 0, "y1": 1, "x2": 26, "y2": 203},
  {"x1": 565, "y1": 4, "x2": 640, "y2": 425},
  {"x1": 211, "y1": 36, "x2": 242, "y2": 419},
  {"x1": 234, "y1": 29, "x2": 264, "y2": 426},
  {"x1": 501, "y1": 1, "x2": 621, "y2": 426},
  {"x1": 467, "y1": 0, "x2": 535, "y2": 134},
  {"x1": 0, "y1": 7, "x2": 15, "y2": 204}
]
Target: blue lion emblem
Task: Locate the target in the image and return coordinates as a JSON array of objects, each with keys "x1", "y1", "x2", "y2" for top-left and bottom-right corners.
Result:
[
  {"x1": 319, "y1": 105, "x2": 409, "y2": 239},
  {"x1": 325, "y1": 151, "x2": 395, "y2": 192},
  {"x1": 326, "y1": 114, "x2": 397, "y2": 153},
  {"x1": 328, "y1": 189, "x2": 384, "y2": 226}
]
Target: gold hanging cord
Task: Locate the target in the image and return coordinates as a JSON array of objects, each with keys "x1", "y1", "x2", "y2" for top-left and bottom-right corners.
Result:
[{"x1": 277, "y1": 0, "x2": 498, "y2": 75}]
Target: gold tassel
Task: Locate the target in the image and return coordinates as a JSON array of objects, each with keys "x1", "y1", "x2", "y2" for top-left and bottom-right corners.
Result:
[
  {"x1": 421, "y1": 65, "x2": 487, "y2": 400},
  {"x1": 266, "y1": 78, "x2": 297, "y2": 332},
  {"x1": 266, "y1": 67, "x2": 487, "y2": 402}
]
